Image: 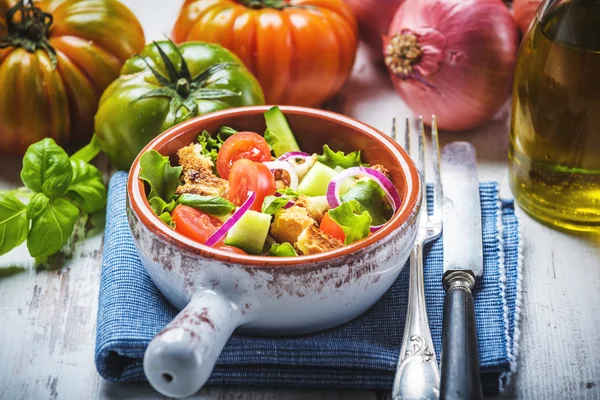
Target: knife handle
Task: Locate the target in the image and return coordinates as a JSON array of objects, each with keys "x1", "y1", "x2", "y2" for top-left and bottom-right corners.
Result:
[{"x1": 440, "y1": 271, "x2": 483, "y2": 400}]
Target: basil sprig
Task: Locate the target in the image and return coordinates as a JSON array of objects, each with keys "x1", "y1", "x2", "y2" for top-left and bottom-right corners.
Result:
[{"x1": 0, "y1": 138, "x2": 107, "y2": 260}]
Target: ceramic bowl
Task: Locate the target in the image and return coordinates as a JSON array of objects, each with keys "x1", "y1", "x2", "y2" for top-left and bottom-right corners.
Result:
[{"x1": 127, "y1": 105, "x2": 421, "y2": 398}]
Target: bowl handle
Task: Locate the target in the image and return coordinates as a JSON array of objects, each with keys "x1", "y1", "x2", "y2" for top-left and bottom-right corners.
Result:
[{"x1": 143, "y1": 290, "x2": 242, "y2": 398}]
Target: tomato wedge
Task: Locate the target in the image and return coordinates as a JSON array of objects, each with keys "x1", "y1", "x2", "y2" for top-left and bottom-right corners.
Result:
[
  {"x1": 172, "y1": 205, "x2": 222, "y2": 244},
  {"x1": 320, "y1": 212, "x2": 346, "y2": 243},
  {"x1": 216, "y1": 131, "x2": 272, "y2": 179},
  {"x1": 214, "y1": 244, "x2": 248, "y2": 255},
  {"x1": 228, "y1": 159, "x2": 276, "y2": 212}
]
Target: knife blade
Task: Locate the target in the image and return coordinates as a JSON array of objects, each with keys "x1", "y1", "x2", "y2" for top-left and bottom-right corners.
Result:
[{"x1": 439, "y1": 142, "x2": 483, "y2": 400}]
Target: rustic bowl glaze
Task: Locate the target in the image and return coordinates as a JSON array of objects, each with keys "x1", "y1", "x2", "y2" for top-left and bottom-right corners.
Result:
[{"x1": 127, "y1": 106, "x2": 421, "y2": 398}]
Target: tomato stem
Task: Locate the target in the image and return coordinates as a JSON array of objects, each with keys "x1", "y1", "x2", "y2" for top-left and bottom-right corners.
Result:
[
  {"x1": 384, "y1": 32, "x2": 423, "y2": 78},
  {"x1": 0, "y1": 0, "x2": 57, "y2": 69},
  {"x1": 176, "y1": 78, "x2": 190, "y2": 98}
]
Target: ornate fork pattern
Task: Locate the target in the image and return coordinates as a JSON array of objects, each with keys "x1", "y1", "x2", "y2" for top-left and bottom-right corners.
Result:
[{"x1": 391, "y1": 116, "x2": 442, "y2": 400}]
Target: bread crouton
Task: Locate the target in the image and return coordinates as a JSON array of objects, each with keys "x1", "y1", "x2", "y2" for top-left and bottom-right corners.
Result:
[
  {"x1": 295, "y1": 195, "x2": 330, "y2": 223},
  {"x1": 296, "y1": 225, "x2": 343, "y2": 255},
  {"x1": 370, "y1": 164, "x2": 391, "y2": 179},
  {"x1": 270, "y1": 206, "x2": 315, "y2": 245},
  {"x1": 176, "y1": 143, "x2": 229, "y2": 197}
]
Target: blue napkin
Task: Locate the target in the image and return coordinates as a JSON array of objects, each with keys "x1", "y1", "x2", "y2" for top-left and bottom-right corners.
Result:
[{"x1": 95, "y1": 172, "x2": 522, "y2": 395}]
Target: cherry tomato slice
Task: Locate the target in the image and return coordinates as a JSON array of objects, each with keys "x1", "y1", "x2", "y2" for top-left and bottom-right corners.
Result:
[
  {"x1": 228, "y1": 159, "x2": 276, "y2": 212},
  {"x1": 320, "y1": 212, "x2": 346, "y2": 243},
  {"x1": 216, "y1": 131, "x2": 272, "y2": 179},
  {"x1": 172, "y1": 205, "x2": 222, "y2": 244},
  {"x1": 214, "y1": 244, "x2": 248, "y2": 255}
]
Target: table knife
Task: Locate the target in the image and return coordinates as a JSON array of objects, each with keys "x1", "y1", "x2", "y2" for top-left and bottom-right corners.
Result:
[{"x1": 440, "y1": 142, "x2": 483, "y2": 400}]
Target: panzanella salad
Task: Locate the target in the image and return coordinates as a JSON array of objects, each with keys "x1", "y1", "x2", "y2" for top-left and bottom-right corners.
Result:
[{"x1": 139, "y1": 107, "x2": 402, "y2": 256}]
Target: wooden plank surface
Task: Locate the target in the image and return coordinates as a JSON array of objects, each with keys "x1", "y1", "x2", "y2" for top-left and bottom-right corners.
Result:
[{"x1": 1, "y1": 1, "x2": 600, "y2": 399}]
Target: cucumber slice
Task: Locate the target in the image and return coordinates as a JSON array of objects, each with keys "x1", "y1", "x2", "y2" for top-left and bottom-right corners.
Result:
[
  {"x1": 264, "y1": 106, "x2": 301, "y2": 157},
  {"x1": 224, "y1": 210, "x2": 271, "y2": 255},
  {"x1": 297, "y1": 161, "x2": 338, "y2": 196}
]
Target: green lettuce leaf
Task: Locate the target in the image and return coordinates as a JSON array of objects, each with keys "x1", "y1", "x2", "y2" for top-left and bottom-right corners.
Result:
[
  {"x1": 327, "y1": 200, "x2": 372, "y2": 245},
  {"x1": 268, "y1": 242, "x2": 298, "y2": 257},
  {"x1": 139, "y1": 150, "x2": 182, "y2": 202},
  {"x1": 317, "y1": 144, "x2": 367, "y2": 170}
]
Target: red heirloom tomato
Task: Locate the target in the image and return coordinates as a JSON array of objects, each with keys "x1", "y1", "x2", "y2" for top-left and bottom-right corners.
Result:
[
  {"x1": 0, "y1": 0, "x2": 145, "y2": 154},
  {"x1": 172, "y1": 205, "x2": 223, "y2": 244},
  {"x1": 216, "y1": 131, "x2": 272, "y2": 179},
  {"x1": 172, "y1": 0, "x2": 358, "y2": 106},
  {"x1": 228, "y1": 159, "x2": 276, "y2": 212}
]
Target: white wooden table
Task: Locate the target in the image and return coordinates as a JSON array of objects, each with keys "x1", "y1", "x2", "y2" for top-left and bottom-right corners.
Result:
[{"x1": 1, "y1": 1, "x2": 600, "y2": 399}]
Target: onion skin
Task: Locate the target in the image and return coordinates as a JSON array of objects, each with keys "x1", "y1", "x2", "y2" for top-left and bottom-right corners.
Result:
[
  {"x1": 344, "y1": 0, "x2": 404, "y2": 61},
  {"x1": 513, "y1": 0, "x2": 542, "y2": 34},
  {"x1": 384, "y1": 0, "x2": 520, "y2": 131}
]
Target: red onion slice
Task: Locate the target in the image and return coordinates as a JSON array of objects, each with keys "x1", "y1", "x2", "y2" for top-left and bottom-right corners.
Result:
[
  {"x1": 277, "y1": 151, "x2": 311, "y2": 162},
  {"x1": 325, "y1": 167, "x2": 402, "y2": 233},
  {"x1": 205, "y1": 191, "x2": 256, "y2": 247},
  {"x1": 263, "y1": 161, "x2": 299, "y2": 190}
]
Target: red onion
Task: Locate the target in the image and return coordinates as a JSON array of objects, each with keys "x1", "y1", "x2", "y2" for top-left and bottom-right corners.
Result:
[
  {"x1": 344, "y1": 0, "x2": 404, "y2": 61},
  {"x1": 263, "y1": 161, "x2": 299, "y2": 190},
  {"x1": 277, "y1": 151, "x2": 311, "y2": 162},
  {"x1": 513, "y1": 0, "x2": 542, "y2": 34},
  {"x1": 384, "y1": 0, "x2": 519, "y2": 131},
  {"x1": 326, "y1": 167, "x2": 402, "y2": 232},
  {"x1": 205, "y1": 191, "x2": 256, "y2": 247}
]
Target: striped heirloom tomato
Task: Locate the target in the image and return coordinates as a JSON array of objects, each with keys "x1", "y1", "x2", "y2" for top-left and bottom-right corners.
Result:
[{"x1": 0, "y1": 0, "x2": 145, "y2": 154}]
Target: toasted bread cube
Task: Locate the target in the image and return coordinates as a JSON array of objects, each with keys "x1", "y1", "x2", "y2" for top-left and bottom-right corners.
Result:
[
  {"x1": 176, "y1": 143, "x2": 229, "y2": 197},
  {"x1": 270, "y1": 206, "x2": 315, "y2": 245},
  {"x1": 296, "y1": 225, "x2": 343, "y2": 255},
  {"x1": 295, "y1": 195, "x2": 330, "y2": 224}
]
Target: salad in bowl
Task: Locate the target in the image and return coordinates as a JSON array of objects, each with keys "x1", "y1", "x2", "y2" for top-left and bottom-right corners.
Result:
[{"x1": 139, "y1": 107, "x2": 402, "y2": 257}]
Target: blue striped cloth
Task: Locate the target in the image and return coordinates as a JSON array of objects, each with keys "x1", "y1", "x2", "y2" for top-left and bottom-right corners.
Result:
[{"x1": 95, "y1": 172, "x2": 522, "y2": 395}]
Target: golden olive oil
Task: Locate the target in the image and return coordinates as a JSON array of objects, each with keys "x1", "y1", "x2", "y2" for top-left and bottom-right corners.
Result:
[{"x1": 509, "y1": 2, "x2": 600, "y2": 231}]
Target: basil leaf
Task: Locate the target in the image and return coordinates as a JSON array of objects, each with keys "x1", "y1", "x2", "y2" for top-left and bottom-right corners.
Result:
[
  {"x1": 21, "y1": 138, "x2": 72, "y2": 198},
  {"x1": 149, "y1": 197, "x2": 177, "y2": 215},
  {"x1": 328, "y1": 200, "x2": 372, "y2": 245},
  {"x1": 139, "y1": 150, "x2": 182, "y2": 202},
  {"x1": 276, "y1": 188, "x2": 300, "y2": 198},
  {"x1": 70, "y1": 135, "x2": 101, "y2": 163},
  {"x1": 0, "y1": 192, "x2": 29, "y2": 256},
  {"x1": 341, "y1": 179, "x2": 392, "y2": 226},
  {"x1": 26, "y1": 193, "x2": 79, "y2": 258},
  {"x1": 317, "y1": 144, "x2": 367, "y2": 169},
  {"x1": 65, "y1": 160, "x2": 107, "y2": 213},
  {"x1": 178, "y1": 194, "x2": 235, "y2": 216},
  {"x1": 268, "y1": 242, "x2": 298, "y2": 257},
  {"x1": 261, "y1": 196, "x2": 290, "y2": 214}
]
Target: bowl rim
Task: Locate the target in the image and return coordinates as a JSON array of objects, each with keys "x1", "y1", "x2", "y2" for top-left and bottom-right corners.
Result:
[{"x1": 127, "y1": 105, "x2": 421, "y2": 267}]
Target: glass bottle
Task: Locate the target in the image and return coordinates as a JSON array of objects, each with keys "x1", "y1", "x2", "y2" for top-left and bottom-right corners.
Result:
[{"x1": 509, "y1": 0, "x2": 600, "y2": 232}]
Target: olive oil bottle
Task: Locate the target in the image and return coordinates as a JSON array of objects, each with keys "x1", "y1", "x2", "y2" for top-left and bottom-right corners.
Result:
[{"x1": 509, "y1": 0, "x2": 600, "y2": 232}]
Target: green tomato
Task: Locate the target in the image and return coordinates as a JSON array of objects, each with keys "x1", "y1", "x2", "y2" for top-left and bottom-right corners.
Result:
[{"x1": 95, "y1": 40, "x2": 265, "y2": 170}]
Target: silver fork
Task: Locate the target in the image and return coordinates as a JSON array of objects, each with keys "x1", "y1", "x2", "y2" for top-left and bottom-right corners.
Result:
[{"x1": 391, "y1": 116, "x2": 443, "y2": 400}]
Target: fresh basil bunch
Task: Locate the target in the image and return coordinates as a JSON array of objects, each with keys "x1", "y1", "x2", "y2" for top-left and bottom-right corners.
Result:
[{"x1": 0, "y1": 138, "x2": 107, "y2": 260}]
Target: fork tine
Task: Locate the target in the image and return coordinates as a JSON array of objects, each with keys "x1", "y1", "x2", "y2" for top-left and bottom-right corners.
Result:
[
  {"x1": 391, "y1": 117, "x2": 397, "y2": 141},
  {"x1": 431, "y1": 115, "x2": 442, "y2": 221},
  {"x1": 417, "y1": 116, "x2": 427, "y2": 219}
]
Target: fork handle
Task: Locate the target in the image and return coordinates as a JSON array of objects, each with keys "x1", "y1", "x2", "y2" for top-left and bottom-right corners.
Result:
[
  {"x1": 440, "y1": 271, "x2": 483, "y2": 400},
  {"x1": 392, "y1": 244, "x2": 440, "y2": 400}
]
